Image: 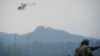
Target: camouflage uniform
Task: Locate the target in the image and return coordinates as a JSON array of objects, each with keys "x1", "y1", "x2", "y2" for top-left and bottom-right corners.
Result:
[{"x1": 75, "y1": 39, "x2": 100, "y2": 56}]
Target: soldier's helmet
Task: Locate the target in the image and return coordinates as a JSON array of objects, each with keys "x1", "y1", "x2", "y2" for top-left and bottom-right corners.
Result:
[{"x1": 81, "y1": 39, "x2": 89, "y2": 46}]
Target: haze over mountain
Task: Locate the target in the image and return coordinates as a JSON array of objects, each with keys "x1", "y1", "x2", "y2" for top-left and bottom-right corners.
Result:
[
  {"x1": 0, "y1": 26, "x2": 99, "y2": 43},
  {"x1": 0, "y1": 0, "x2": 100, "y2": 39},
  {"x1": 0, "y1": 26, "x2": 100, "y2": 56}
]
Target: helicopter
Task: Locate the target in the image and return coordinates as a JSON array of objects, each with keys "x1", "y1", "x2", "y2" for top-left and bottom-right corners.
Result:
[{"x1": 17, "y1": 2, "x2": 35, "y2": 10}]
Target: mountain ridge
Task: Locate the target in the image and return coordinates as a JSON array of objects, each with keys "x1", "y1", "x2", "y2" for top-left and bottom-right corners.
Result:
[
  {"x1": 0, "y1": 26, "x2": 100, "y2": 56},
  {"x1": 0, "y1": 26, "x2": 99, "y2": 43}
]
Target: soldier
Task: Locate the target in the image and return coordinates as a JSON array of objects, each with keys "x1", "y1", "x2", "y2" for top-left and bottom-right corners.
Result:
[{"x1": 75, "y1": 39, "x2": 100, "y2": 56}]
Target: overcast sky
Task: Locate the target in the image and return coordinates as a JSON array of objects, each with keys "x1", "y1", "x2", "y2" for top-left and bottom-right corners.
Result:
[{"x1": 0, "y1": 0, "x2": 100, "y2": 38}]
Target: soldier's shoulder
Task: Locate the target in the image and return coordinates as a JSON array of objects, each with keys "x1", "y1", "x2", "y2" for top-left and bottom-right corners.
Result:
[
  {"x1": 84, "y1": 45, "x2": 90, "y2": 47},
  {"x1": 81, "y1": 45, "x2": 91, "y2": 49}
]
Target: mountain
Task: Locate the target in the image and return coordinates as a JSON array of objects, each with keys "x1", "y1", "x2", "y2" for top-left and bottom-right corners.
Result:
[
  {"x1": 0, "y1": 26, "x2": 99, "y2": 43},
  {"x1": 20, "y1": 26, "x2": 99, "y2": 43},
  {"x1": 0, "y1": 26, "x2": 100, "y2": 56}
]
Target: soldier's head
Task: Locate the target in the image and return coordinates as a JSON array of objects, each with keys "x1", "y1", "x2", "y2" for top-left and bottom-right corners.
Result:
[{"x1": 81, "y1": 39, "x2": 89, "y2": 46}]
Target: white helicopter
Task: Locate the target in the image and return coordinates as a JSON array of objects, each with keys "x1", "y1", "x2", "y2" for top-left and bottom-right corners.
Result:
[{"x1": 17, "y1": 2, "x2": 35, "y2": 10}]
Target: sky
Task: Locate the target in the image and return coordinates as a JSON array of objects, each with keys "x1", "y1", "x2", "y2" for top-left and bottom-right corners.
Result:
[{"x1": 0, "y1": 0, "x2": 100, "y2": 39}]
